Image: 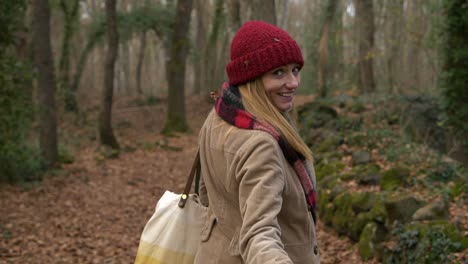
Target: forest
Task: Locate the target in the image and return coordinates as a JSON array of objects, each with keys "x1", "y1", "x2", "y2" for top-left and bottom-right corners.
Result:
[{"x1": 0, "y1": 0, "x2": 467, "y2": 263}]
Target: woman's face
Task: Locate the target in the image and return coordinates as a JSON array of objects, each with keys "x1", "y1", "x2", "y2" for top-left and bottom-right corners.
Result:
[{"x1": 261, "y1": 63, "x2": 301, "y2": 112}]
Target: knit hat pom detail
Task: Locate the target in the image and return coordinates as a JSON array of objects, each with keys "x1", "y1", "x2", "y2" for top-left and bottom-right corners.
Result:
[{"x1": 226, "y1": 21, "x2": 304, "y2": 85}]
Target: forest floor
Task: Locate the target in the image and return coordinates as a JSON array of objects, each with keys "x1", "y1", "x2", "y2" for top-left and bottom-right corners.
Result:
[{"x1": 0, "y1": 95, "x2": 376, "y2": 264}]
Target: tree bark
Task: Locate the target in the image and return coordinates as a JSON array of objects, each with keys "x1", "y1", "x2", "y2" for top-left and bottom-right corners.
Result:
[
  {"x1": 205, "y1": 0, "x2": 223, "y2": 94},
  {"x1": 385, "y1": 0, "x2": 403, "y2": 93},
  {"x1": 32, "y1": 0, "x2": 58, "y2": 165},
  {"x1": 70, "y1": 35, "x2": 101, "y2": 101},
  {"x1": 317, "y1": 0, "x2": 339, "y2": 98},
  {"x1": 251, "y1": 0, "x2": 276, "y2": 25},
  {"x1": 99, "y1": 0, "x2": 119, "y2": 149},
  {"x1": 194, "y1": 0, "x2": 208, "y2": 94},
  {"x1": 162, "y1": 0, "x2": 193, "y2": 134},
  {"x1": 229, "y1": 0, "x2": 241, "y2": 30},
  {"x1": 59, "y1": 0, "x2": 80, "y2": 112},
  {"x1": 136, "y1": 31, "x2": 147, "y2": 95},
  {"x1": 356, "y1": 0, "x2": 376, "y2": 93}
]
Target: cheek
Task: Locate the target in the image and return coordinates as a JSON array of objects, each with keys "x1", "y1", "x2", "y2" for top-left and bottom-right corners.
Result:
[{"x1": 262, "y1": 78, "x2": 281, "y2": 94}]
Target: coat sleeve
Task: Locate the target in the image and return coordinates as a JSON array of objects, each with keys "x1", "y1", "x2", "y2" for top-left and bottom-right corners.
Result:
[{"x1": 234, "y1": 132, "x2": 293, "y2": 264}]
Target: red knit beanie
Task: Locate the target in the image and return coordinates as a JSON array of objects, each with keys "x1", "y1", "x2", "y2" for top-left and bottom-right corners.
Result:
[{"x1": 226, "y1": 21, "x2": 304, "y2": 85}]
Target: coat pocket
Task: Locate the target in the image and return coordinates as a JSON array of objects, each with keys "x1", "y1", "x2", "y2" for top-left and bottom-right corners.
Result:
[{"x1": 200, "y1": 212, "x2": 217, "y2": 242}]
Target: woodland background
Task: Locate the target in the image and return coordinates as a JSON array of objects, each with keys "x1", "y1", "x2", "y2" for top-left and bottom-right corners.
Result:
[{"x1": 0, "y1": 0, "x2": 467, "y2": 263}]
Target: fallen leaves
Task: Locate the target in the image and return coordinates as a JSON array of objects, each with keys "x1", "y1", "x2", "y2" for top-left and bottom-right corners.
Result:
[{"x1": 0, "y1": 96, "x2": 374, "y2": 264}]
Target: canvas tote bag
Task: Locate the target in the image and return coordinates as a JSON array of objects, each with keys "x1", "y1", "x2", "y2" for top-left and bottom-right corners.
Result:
[{"x1": 134, "y1": 151, "x2": 208, "y2": 264}]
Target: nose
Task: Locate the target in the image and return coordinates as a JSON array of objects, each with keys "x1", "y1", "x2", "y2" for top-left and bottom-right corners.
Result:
[{"x1": 285, "y1": 72, "x2": 299, "y2": 90}]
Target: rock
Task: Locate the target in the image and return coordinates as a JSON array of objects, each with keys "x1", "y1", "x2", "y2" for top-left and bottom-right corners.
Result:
[
  {"x1": 380, "y1": 166, "x2": 410, "y2": 191},
  {"x1": 297, "y1": 101, "x2": 338, "y2": 129},
  {"x1": 331, "y1": 192, "x2": 355, "y2": 235},
  {"x1": 358, "y1": 222, "x2": 387, "y2": 261},
  {"x1": 350, "y1": 212, "x2": 374, "y2": 241},
  {"x1": 384, "y1": 195, "x2": 426, "y2": 224},
  {"x1": 412, "y1": 199, "x2": 449, "y2": 221},
  {"x1": 341, "y1": 164, "x2": 381, "y2": 185},
  {"x1": 352, "y1": 151, "x2": 371, "y2": 165},
  {"x1": 351, "y1": 192, "x2": 375, "y2": 214},
  {"x1": 358, "y1": 173, "x2": 381, "y2": 185},
  {"x1": 349, "y1": 195, "x2": 387, "y2": 241},
  {"x1": 330, "y1": 191, "x2": 383, "y2": 239},
  {"x1": 301, "y1": 129, "x2": 338, "y2": 150}
]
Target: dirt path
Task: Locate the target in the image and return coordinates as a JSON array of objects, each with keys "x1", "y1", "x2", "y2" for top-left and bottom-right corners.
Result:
[{"x1": 0, "y1": 96, "x2": 371, "y2": 264}]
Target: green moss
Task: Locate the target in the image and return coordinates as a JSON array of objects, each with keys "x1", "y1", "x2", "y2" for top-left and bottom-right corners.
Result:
[
  {"x1": 319, "y1": 176, "x2": 336, "y2": 190},
  {"x1": 450, "y1": 178, "x2": 467, "y2": 199},
  {"x1": 315, "y1": 160, "x2": 345, "y2": 182},
  {"x1": 384, "y1": 194, "x2": 426, "y2": 224},
  {"x1": 317, "y1": 137, "x2": 341, "y2": 152},
  {"x1": 314, "y1": 151, "x2": 344, "y2": 164},
  {"x1": 341, "y1": 163, "x2": 380, "y2": 182},
  {"x1": 348, "y1": 101, "x2": 366, "y2": 113},
  {"x1": 368, "y1": 197, "x2": 387, "y2": 224},
  {"x1": 350, "y1": 212, "x2": 374, "y2": 241},
  {"x1": 318, "y1": 189, "x2": 331, "y2": 213},
  {"x1": 351, "y1": 192, "x2": 376, "y2": 213},
  {"x1": 317, "y1": 182, "x2": 340, "y2": 227},
  {"x1": 348, "y1": 133, "x2": 367, "y2": 147},
  {"x1": 380, "y1": 166, "x2": 410, "y2": 191},
  {"x1": 334, "y1": 116, "x2": 363, "y2": 131},
  {"x1": 348, "y1": 193, "x2": 385, "y2": 241},
  {"x1": 331, "y1": 191, "x2": 379, "y2": 237},
  {"x1": 358, "y1": 222, "x2": 378, "y2": 261},
  {"x1": 331, "y1": 192, "x2": 354, "y2": 235}
]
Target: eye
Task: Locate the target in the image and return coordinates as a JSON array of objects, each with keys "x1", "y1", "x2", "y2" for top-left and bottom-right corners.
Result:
[
  {"x1": 292, "y1": 66, "x2": 301, "y2": 75},
  {"x1": 272, "y1": 69, "x2": 284, "y2": 77}
]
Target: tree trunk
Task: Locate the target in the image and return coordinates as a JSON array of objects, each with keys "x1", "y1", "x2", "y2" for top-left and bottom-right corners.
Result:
[
  {"x1": 194, "y1": 0, "x2": 208, "y2": 94},
  {"x1": 385, "y1": 0, "x2": 403, "y2": 93},
  {"x1": 32, "y1": 0, "x2": 58, "y2": 166},
  {"x1": 277, "y1": 0, "x2": 289, "y2": 29},
  {"x1": 14, "y1": 4, "x2": 34, "y2": 107},
  {"x1": 251, "y1": 0, "x2": 276, "y2": 25},
  {"x1": 136, "y1": 31, "x2": 147, "y2": 95},
  {"x1": 205, "y1": 0, "x2": 224, "y2": 94},
  {"x1": 70, "y1": 36, "x2": 101, "y2": 102},
  {"x1": 162, "y1": 0, "x2": 193, "y2": 134},
  {"x1": 442, "y1": 0, "x2": 468, "y2": 163},
  {"x1": 59, "y1": 0, "x2": 80, "y2": 112},
  {"x1": 229, "y1": 0, "x2": 241, "y2": 30},
  {"x1": 356, "y1": 0, "x2": 376, "y2": 93},
  {"x1": 317, "y1": 0, "x2": 339, "y2": 98},
  {"x1": 99, "y1": 0, "x2": 119, "y2": 149}
]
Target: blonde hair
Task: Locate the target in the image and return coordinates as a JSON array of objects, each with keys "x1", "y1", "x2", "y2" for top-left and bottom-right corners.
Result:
[{"x1": 238, "y1": 79, "x2": 313, "y2": 161}]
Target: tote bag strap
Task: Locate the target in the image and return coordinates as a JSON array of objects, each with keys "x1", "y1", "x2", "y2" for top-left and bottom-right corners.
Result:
[{"x1": 178, "y1": 150, "x2": 201, "y2": 208}]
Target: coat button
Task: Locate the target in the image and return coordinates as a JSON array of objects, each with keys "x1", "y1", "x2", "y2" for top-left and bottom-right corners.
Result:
[{"x1": 313, "y1": 245, "x2": 319, "y2": 255}]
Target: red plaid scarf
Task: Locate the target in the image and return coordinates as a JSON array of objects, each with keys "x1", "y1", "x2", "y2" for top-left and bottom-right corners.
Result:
[{"x1": 215, "y1": 83, "x2": 317, "y2": 223}]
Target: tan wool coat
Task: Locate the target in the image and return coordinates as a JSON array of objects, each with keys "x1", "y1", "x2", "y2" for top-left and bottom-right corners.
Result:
[{"x1": 194, "y1": 110, "x2": 320, "y2": 264}]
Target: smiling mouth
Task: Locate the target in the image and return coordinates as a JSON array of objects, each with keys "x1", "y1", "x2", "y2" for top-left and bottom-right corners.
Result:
[{"x1": 278, "y1": 92, "x2": 294, "y2": 97}]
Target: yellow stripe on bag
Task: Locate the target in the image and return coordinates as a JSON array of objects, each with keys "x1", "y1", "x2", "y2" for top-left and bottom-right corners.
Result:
[{"x1": 135, "y1": 240, "x2": 195, "y2": 264}]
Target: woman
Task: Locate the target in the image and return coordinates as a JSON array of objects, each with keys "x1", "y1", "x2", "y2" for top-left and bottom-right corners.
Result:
[{"x1": 195, "y1": 21, "x2": 320, "y2": 264}]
